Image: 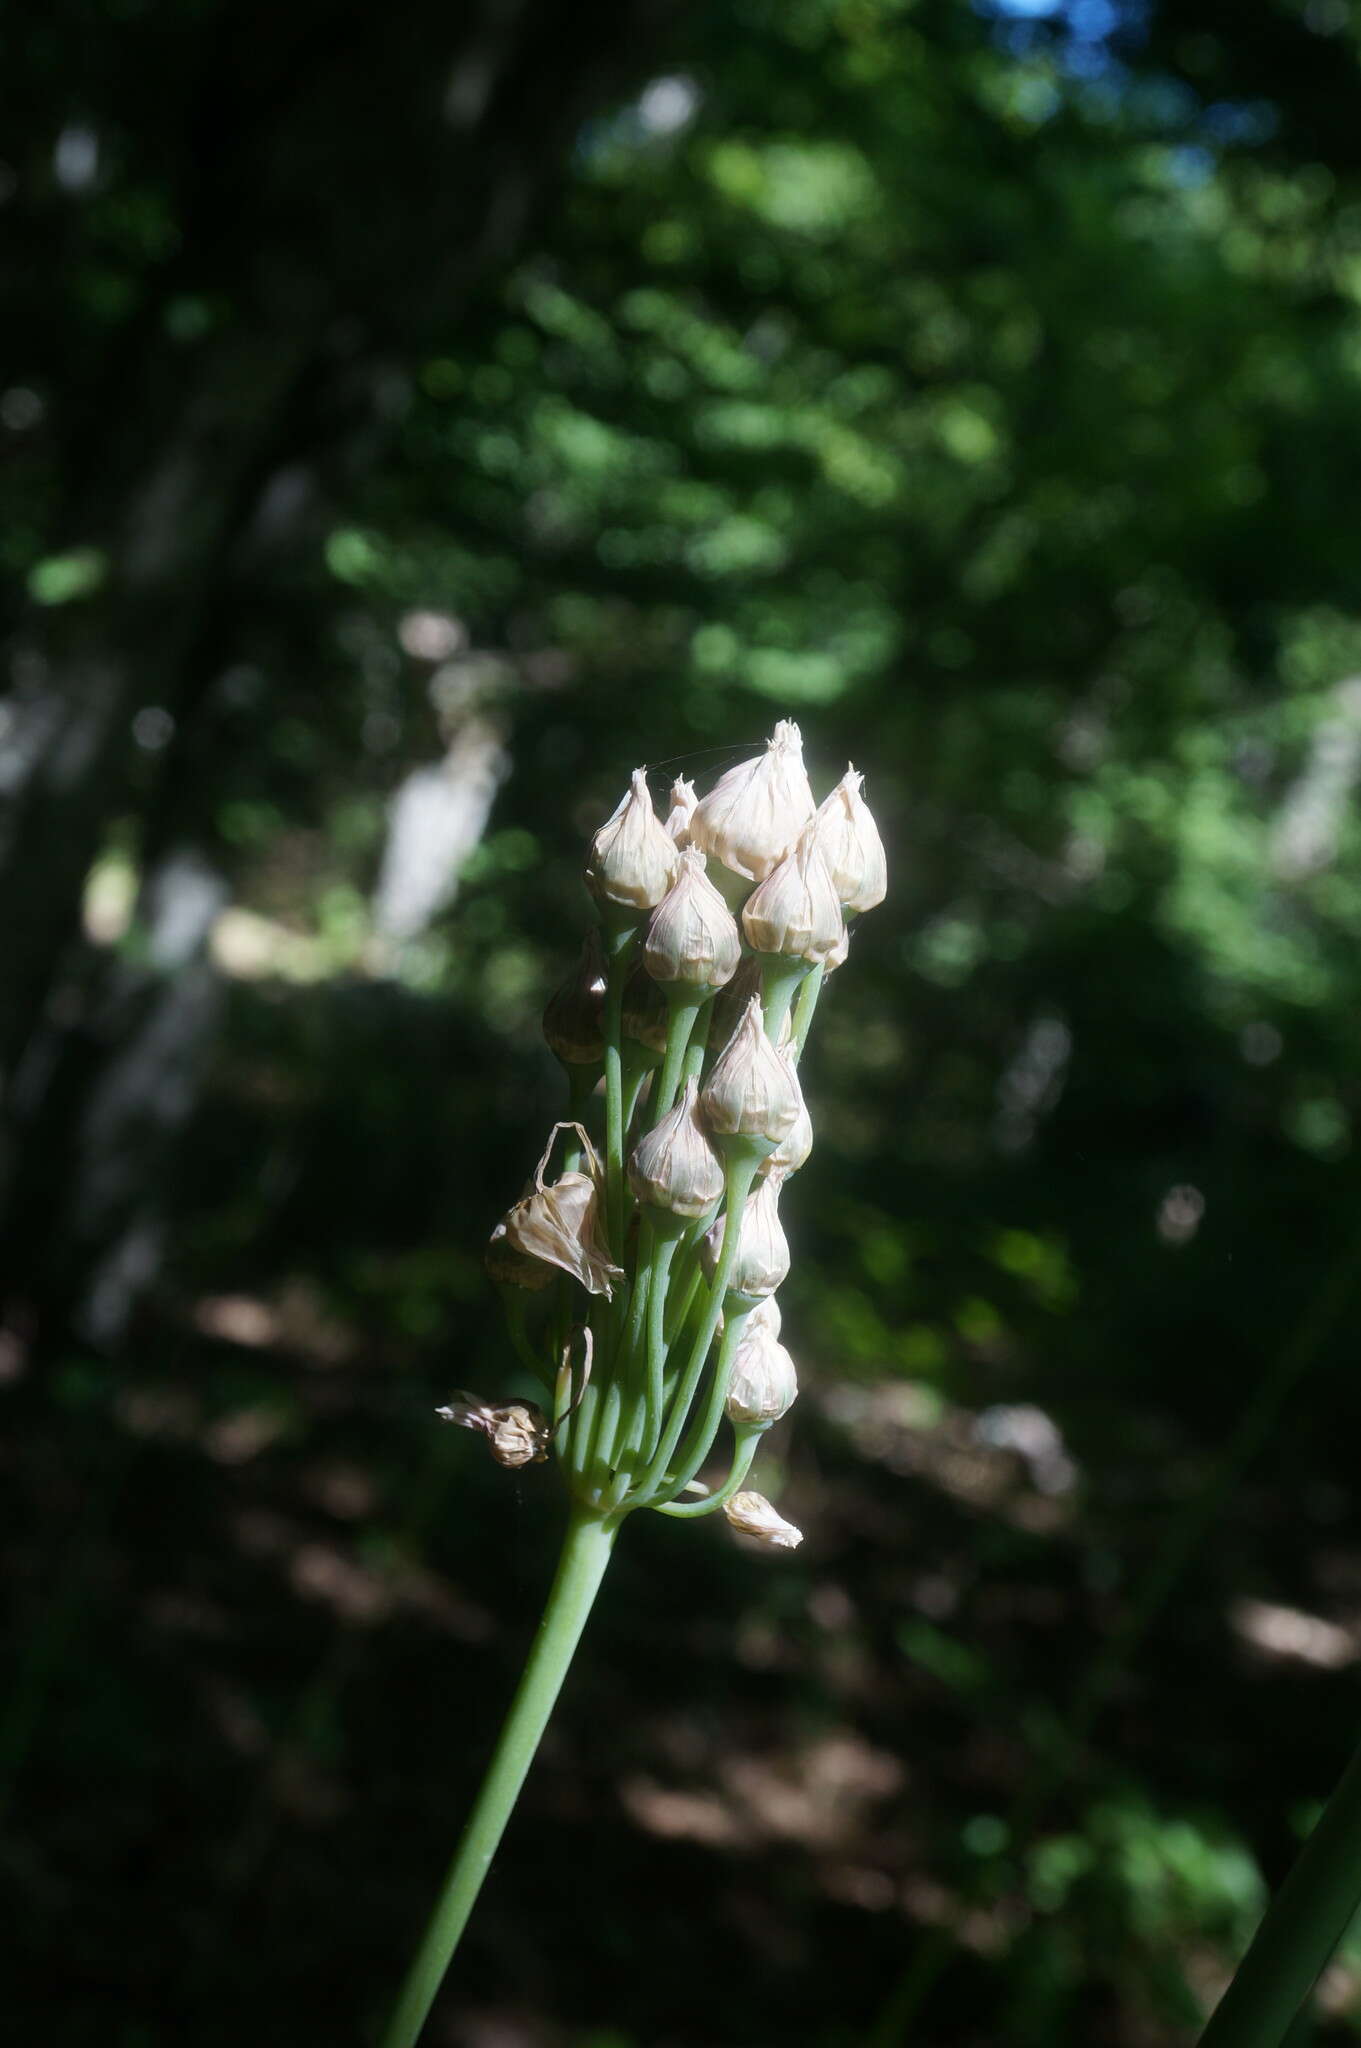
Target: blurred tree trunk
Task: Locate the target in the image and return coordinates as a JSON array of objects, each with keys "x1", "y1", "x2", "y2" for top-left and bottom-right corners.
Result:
[{"x1": 0, "y1": 0, "x2": 676, "y2": 1325}]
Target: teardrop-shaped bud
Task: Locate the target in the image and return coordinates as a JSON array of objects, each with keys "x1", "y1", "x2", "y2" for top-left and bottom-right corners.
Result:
[
  {"x1": 723, "y1": 1489, "x2": 803, "y2": 1550},
  {"x1": 627, "y1": 1077, "x2": 725, "y2": 1219},
  {"x1": 725, "y1": 1323, "x2": 798, "y2": 1426},
  {"x1": 761, "y1": 1058, "x2": 812, "y2": 1180},
  {"x1": 700, "y1": 1175, "x2": 790, "y2": 1298},
  {"x1": 690, "y1": 720, "x2": 816, "y2": 883},
  {"x1": 700, "y1": 995, "x2": 802, "y2": 1143},
  {"x1": 542, "y1": 929, "x2": 606, "y2": 1064},
  {"x1": 811, "y1": 765, "x2": 887, "y2": 913},
  {"x1": 664, "y1": 776, "x2": 698, "y2": 846},
  {"x1": 585, "y1": 767, "x2": 679, "y2": 911},
  {"x1": 742, "y1": 824, "x2": 846, "y2": 965},
  {"x1": 643, "y1": 846, "x2": 742, "y2": 989},
  {"x1": 621, "y1": 963, "x2": 671, "y2": 1054}
]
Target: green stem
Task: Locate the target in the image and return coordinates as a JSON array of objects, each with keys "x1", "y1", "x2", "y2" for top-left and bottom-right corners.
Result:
[
  {"x1": 654, "y1": 1426, "x2": 760, "y2": 1517},
  {"x1": 652, "y1": 1301, "x2": 752, "y2": 1505},
  {"x1": 1198, "y1": 1736, "x2": 1361, "y2": 2047},
  {"x1": 601, "y1": 927, "x2": 634, "y2": 1255},
  {"x1": 652, "y1": 989, "x2": 704, "y2": 1123},
  {"x1": 790, "y1": 961, "x2": 825, "y2": 1061},
  {"x1": 681, "y1": 993, "x2": 714, "y2": 1087},
  {"x1": 379, "y1": 1510, "x2": 617, "y2": 2048},
  {"x1": 760, "y1": 954, "x2": 809, "y2": 1041}
]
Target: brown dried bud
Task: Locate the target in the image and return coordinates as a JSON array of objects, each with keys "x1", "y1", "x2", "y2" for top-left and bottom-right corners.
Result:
[
  {"x1": 542, "y1": 929, "x2": 606, "y2": 1065},
  {"x1": 485, "y1": 1217, "x2": 555, "y2": 1291},
  {"x1": 811, "y1": 765, "x2": 887, "y2": 913},
  {"x1": 499, "y1": 1122, "x2": 624, "y2": 1297},
  {"x1": 723, "y1": 1489, "x2": 803, "y2": 1550},
  {"x1": 700, "y1": 995, "x2": 802, "y2": 1144},
  {"x1": 437, "y1": 1393, "x2": 551, "y2": 1467},
  {"x1": 664, "y1": 776, "x2": 698, "y2": 846},
  {"x1": 725, "y1": 1323, "x2": 798, "y2": 1427},
  {"x1": 690, "y1": 719, "x2": 816, "y2": 883},
  {"x1": 700, "y1": 1175, "x2": 790, "y2": 1298},
  {"x1": 585, "y1": 767, "x2": 679, "y2": 911},
  {"x1": 621, "y1": 963, "x2": 670, "y2": 1055},
  {"x1": 742, "y1": 824, "x2": 846, "y2": 965},
  {"x1": 643, "y1": 847, "x2": 742, "y2": 990},
  {"x1": 628, "y1": 1077, "x2": 725, "y2": 1219}
]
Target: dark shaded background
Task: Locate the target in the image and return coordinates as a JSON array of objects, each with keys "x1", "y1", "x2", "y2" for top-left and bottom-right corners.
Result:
[{"x1": 8, "y1": 0, "x2": 1361, "y2": 2041}]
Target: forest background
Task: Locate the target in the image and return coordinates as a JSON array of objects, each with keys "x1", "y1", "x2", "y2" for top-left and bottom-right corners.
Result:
[{"x1": 8, "y1": 0, "x2": 1361, "y2": 2041}]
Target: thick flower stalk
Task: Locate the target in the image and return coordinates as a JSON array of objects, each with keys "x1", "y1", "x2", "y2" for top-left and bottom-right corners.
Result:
[{"x1": 381, "y1": 724, "x2": 887, "y2": 2048}]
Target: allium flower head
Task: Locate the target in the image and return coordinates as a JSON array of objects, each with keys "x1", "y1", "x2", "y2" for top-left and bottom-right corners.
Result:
[
  {"x1": 643, "y1": 846, "x2": 742, "y2": 989},
  {"x1": 811, "y1": 766, "x2": 887, "y2": 913},
  {"x1": 700, "y1": 995, "x2": 802, "y2": 1143},
  {"x1": 628, "y1": 1077, "x2": 725, "y2": 1219},
  {"x1": 690, "y1": 720, "x2": 816, "y2": 883},
  {"x1": 585, "y1": 767, "x2": 679, "y2": 911}
]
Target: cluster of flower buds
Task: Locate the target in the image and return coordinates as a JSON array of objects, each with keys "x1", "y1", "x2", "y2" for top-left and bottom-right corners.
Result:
[{"x1": 468, "y1": 719, "x2": 885, "y2": 1554}]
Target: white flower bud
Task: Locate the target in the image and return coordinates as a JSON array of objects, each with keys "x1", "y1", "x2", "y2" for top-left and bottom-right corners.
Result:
[
  {"x1": 811, "y1": 765, "x2": 887, "y2": 913},
  {"x1": 643, "y1": 846, "x2": 742, "y2": 989},
  {"x1": 690, "y1": 719, "x2": 816, "y2": 883},
  {"x1": 744, "y1": 1292, "x2": 783, "y2": 1340},
  {"x1": 542, "y1": 929, "x2": 606, "y2": 1064},
  {"x1": 585, "y1": 767, "x2": 679, "y2": 911},
  {"x1": 437, "y1": 1393, "x2": 551, "y2": 1468},
  {"x1": 700, "y1": 1175, "x2": 790, "y2": 1298},
  {"x1": 742, "y1": 824, "x2": 846, "y2": 965},
  {"x1": 499, "y1": 1123, "x2": 624, "y2": 1297},
  {"x1": 628, "y1": 1078, "x2": 725, "y2": 1219},
  {"x1": 664, "y1": 776, "x2": 698, "y2": 846},
  {"x1": 761, "y1": 1061, "x2": 812, "y2": 1179},
  {"x1": 725, "y1": 1323, "x2": 798, "y2": 1426},
  {"x1": 723, "y1": 1489, "x2": 803, "y2": 1550},
  {"x1": 700, "y1": 995, "x2": 802, "y2": 1143}
]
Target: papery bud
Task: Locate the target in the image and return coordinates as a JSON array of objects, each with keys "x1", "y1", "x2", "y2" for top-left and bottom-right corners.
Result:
[
  {"x1": 691, "y1": 720, "x2": 816, "y2": 883},
  {"x1": 725, "y1": 1322, "x2": 798, "y2": 1426},
  {"x1": 664, "y1": 777, "x2": 698, "y2": 846},
  {"x1": 723, "y1": 1489, "x2": 803, "y2": 1550},
  {"x1": 700, "y1": 1175, "x2": 790, "y2": 1298},
  {"x1": 628, "y1": 1077, "x2": 724, "y2": 1219},
  {"x1": 499, "y1": 1123, "x2": 624, "y2": 1297},
  {"x1": 745, "y1": 1292, "x2": 783, "y2": 1340},
  {"x1": 700, "y1": 995, "x2": 801, "y2": 1143},
  {"x1": 585, "y1": 767, "x2": 679, "y2": 911},
  {"x1": 742, "y1": 824, "x2": 846, "y2": 965},
  {"x1": 542, "y1": 929, "x2": 606, "y2": 1064},
  {"x1": 761, "y1": 1059, "x2": 812, "y2": 1180},
  {"x1": 643, "y1": 846, "x2": 742, "y2": 990},
  {"x1": 622, "y1": 964, "x2": 670, "y2": 1055},
  {"x1": 437, "y1": 1392, "x2": 551, "y2": 1468},
  {"x1": 812, "y1": 765, "x2": 887, "y2": 913}
]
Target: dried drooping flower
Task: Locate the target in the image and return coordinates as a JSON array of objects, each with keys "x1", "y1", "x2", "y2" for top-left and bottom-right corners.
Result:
[
  {"x1": 690, "y1": 720, "x2": 816, "y2": 883},
  {"x1": 664, "y1": 776, "x2": 698, "y2": 846},
  {"x1": 542, "y1": 929, "x2": 606, "y2": 1065},
  {"x1": 437, "y1": 1394, "x2": 552, "y2": 1468},
  {"x1": 723, "y1": 1489, "x2": 804, "y2": 1550},
  {"x1": 700, "y1": 1174, "x2": 790, "y2": 1298},
  {"x1": 725, "y1": 1322, "x2": 798, "y2": 1427},
  {"x1": 498, "y1": 1123, "x2": 624, "y2": 1297},
  {"x1": 811, "y1": 765, "x2": 887, "y2": 913},
  {"x1": 627, "y1": 1077, "x2": 725, "y2": 1219},
  {"x1": 585, "y1": 768, "x2": 679, "y2": 911},
  {"x1": 485, "y1": 1217, "x2": 556, "y2": 1291},
  {"x1": 643, "y1": 846, "x2": 742, "y2": 990},
  {"x1": 742, "y1": 824, "x2": 846, "y2": 965},
  {"x1": 699, "y1": 995, "x2": 802, "y2": 1144}
]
